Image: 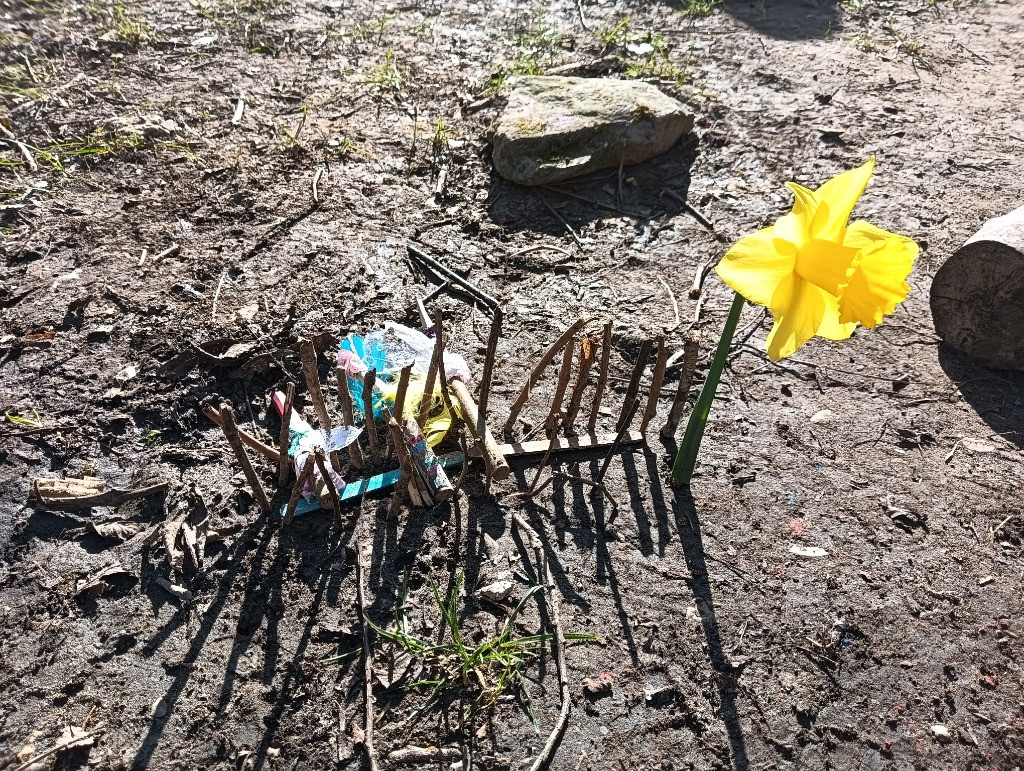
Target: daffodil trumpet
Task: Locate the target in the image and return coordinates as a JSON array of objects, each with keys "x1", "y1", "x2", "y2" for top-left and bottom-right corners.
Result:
[{"x1": 671, "y1": 158, "x2": 918, "y2": 485}]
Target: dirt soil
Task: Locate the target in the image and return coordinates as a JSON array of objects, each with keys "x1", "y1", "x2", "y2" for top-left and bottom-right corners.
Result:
[{"x1": 2, "y1": 0, "x2": 1023, "y2": 769}]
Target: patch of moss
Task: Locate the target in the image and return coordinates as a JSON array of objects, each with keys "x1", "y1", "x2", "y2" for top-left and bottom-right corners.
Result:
[{"x1": 513, "y1": 117, "x2": 548, "y2": 136}]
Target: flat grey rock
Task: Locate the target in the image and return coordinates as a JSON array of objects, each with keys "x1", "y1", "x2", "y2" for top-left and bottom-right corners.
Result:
[{"x1": 492, "y1": 76, "x2": 694, "y2": 186}]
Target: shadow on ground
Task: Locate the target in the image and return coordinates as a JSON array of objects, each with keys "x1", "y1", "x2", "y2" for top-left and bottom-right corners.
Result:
[
  {"x1": 719, "y1": 0, "x2": 841, "y2": 40},
  {"x1": 938, "y1": 345, "x2": 1024, "y2": 448}
]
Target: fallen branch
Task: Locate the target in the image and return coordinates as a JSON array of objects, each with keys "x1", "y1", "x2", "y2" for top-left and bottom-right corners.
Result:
[{"x1": 32, "y1": 481, "x2": 169, "y2": 511}]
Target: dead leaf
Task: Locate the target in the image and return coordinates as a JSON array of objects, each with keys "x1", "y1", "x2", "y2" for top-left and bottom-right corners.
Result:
[{"x1": 76, "y1": 564, "x2": 133, "y2": 599}]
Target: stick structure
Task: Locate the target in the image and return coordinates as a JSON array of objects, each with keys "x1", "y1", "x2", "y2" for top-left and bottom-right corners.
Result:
[
  {"x1": 616, "y1": 339, "x2": 652, "y2": 433},
  {"x1": 402, "y1": 418, "x2": 454, "y2": 502},
  {"x1": 362, "y1": 369, "x2": 382, "y2": 465},
  {"x1": 418, "y1": 319, "x2": 444, "y2": 427},
  {"x1": 640, "y1": 336, "x2": 669, "y2": 434},
  {"x1": 564, "y1": 333, "x2": 595, "y2": 434},
  {"x1": 598, "y1": 394, "x2": 642, "y2": 483},
  {"x1": 544, "y1": 335, "x2": 576, "y2": 433},
  {"x1": 277, "y1": 382, "x2": 295, "y2": 486},
  {"x1": 504, "y1": 318, "x2": 591, "y2": 436},
  {"x1": 218, "y1": 402, "x2": 270, "y2": 513},
  {"x1": 450, "y1": 378, "x2": 511, "y2": 481},
  {"x1": 393, "y1": 363, "x2": 413, "y2": 422},
  {"x1": 587, "y1": 322, "x2": 612, "y2": 432},
  {"x1": 336, "y1": 367, "x2": 365, "y2": 470},
  {"x1": 662, "y1": 331, "x2": 700, "y2": 438}
]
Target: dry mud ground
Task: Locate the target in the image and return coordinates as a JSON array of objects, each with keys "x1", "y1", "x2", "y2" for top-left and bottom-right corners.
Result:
[{"x1": 2, "y1": 0, "x2": 1024, "y2": 769}]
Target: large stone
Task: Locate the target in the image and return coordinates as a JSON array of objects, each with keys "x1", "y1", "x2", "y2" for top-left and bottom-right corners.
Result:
[{"x1": 491, "y1": 76, "x2": 694, "y2": 186}]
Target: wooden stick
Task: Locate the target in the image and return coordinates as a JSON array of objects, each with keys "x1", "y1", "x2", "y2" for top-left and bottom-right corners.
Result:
[
  {"x1": 587, "y1": 322, "x2": 612, "y2": 432},
  {"x1": 544, "y1": 335, "x2": 576, "y2": 434},
  {"x1": 277, "y1": 382, "x2": 295, "y2": 487},
  {"x1": 336, "y1": 367, "x2": 365, "y2": 470},
  {"x1": 300, "y1": 341, "x2": 332, "y2": 431},
  {"x1": 393, "y1": 363, "x2": 413, "y2": 422},
  {"x1": 616, "y1": 339, "x2": 652, "y2": 433},
  {"x1": 640, "y1": 336, "x2": 669, "y2": 434},
  {"x1": 387, "y1": 412, "x2": 428, "y2": 509},
  {"x1": 204, "y1": 405, "x2": 281, "y2": 463},
  {"x1": 477, "y1": 306, "x2": 503, "y2": 439},
  {"x1": 362, "y1": 369, "x2": 382, "y2": 466},
  {"x1": 662, "y1": 331, "x2": 700, "y2": 438},
  {"x1": 564, "y1": 333, "x2": 595, "y2": 434},
  {"x1": 282, "y1": 456, "x2": 315, "y2": 527},
  {"x1": 450, "y1": 378, "x2": 511, "y2": 481},
  {"x1": 418, "y1": 316, "x2": 444, "y2": 427},
  {"x1": 512, "y1": 514, "x2": 571, "y2": 771},
  {"x1": 504, "y1": 318, "x2": 591, "y2": 436},
  {"x1": 314, "y1": 448, "x2": 343, "y2": 527},
  {"x1": 218, "y1": 402, "x2": 270, "y2": 513}
]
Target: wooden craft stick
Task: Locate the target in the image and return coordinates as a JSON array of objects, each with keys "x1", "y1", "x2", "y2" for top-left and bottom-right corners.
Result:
[
  {"x1": 336, "y1": 367, "x2": 365, "y2": 470},
  {"x1": 662, "y1": 331, "x2": 700, "y2": 438},
  {"x1": 277, "y1": 382, "x2": 295, "y2": 487},
  {"x1": 564, "y1": 333, "x2": 595, "y2": 434},
  {"x1": 616, "y1": 339, "x2": 652, "y2": 433},
  {"x1": 587, "y1": 322, "x2": 612, "y2": 432},
  {"x1": 218, "y1": 402, "x2": 270, "y2": 513},
  {"x1": 362, "y1": 369, "x2": 382, "y2": 465},
  {"x1": 544, "y1": 335, "x2": 576, "y2": 433},
  {"x1": 640, "y1": 336, "x2": 669, "y2": 434},
  {"x1": 477, "y1": 306, "x2": 503, "y2": 438},
  {"x1": 450, "y1": 378, "x2": 511, "y2": 481},
  {"x1": 300, "y1": 341, "x2": 332, "y2": 431},
  {"x1": 204, "y1": 405, "x2": 281, "y2": 463},
  {"x1": 503, "y1": 317, "x2": 591, "y2": 436}
]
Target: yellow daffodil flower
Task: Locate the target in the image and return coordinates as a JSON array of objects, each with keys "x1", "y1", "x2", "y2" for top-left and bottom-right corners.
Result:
[{"x1": 715, "y1": 157, "x2": 919, "y2": 360}]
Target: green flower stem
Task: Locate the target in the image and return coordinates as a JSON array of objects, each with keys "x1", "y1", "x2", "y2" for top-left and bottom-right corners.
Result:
[{"x1": 671, "y1": 290, "x2": 745, "y2": 486}]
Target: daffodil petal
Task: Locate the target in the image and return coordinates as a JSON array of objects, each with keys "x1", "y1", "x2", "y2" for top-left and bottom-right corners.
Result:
[
  {"x1": 784, "y1": 181, "x2": 818, "y2": 240},
  {"x1": 812, "y1": 157, "x2": 875, "y2": 241},
  {"x1": 794, "y1": 238, "x2": 860, "y2": 295},
  {"x1": 816, "y1": 291, "x2": 858, "y2": 341},
  {"x1": 715, "y1": 227, "x2": 795, "y2": 307},
  {"x1": 838, "y1": 220, "x2": 919, "y2": 327},
  {"x1": 765, "y1": 275, "x2": 826, "y2": 361}
]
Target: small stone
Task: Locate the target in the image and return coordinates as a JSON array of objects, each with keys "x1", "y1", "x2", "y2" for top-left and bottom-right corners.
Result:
[
  {"x1": 477, "y1": 580, "x2": 514, "y2": 603},
  {"x1": 491, "y1": 76, "x2": 694, "y2": 186},
  {"x1": 810, "y1": 409, "x2": 834, "y2": 424},
  {"x1": 930, "y1": 724, "x2": 952, "y2": 742}
]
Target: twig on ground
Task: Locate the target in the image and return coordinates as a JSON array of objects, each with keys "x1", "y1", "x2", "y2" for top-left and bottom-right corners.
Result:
[
  {"x1": 538, "y1": 192, "x2": 583, "y2": 247},
  {"x1": 550, "y1": 471, "x2": 618, "y2": 510},
  {"x1": 312, "y1": 165, "x2": 325, "y2": 203},
  {"x1": 689, "y1": 260, "x2": 709, "y2": 299},
  {"x1": 218, "y1": 402, "x2": 271, "y2": 513},
  {"x1": 211, "y1": 268, "x2": 228, "y2": 322},
  {"x1": 512, "y1": 514, "x2": 571, "y2": 771},
  {"x1": 354, "y1": 519, "x2": 380, "y2": 771},
  {"x1": 407, "y1": 242, "x2": 500, "y2": 310},
  {"x1": 657, "y1": 277, "x2": 680, "y2": 330},
  {"x1": 11, "y1": 726, "x2": 103, "y2": 771},
  {"x1": 587, "y1": 322, "x2": 612, "y2": 432}
]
